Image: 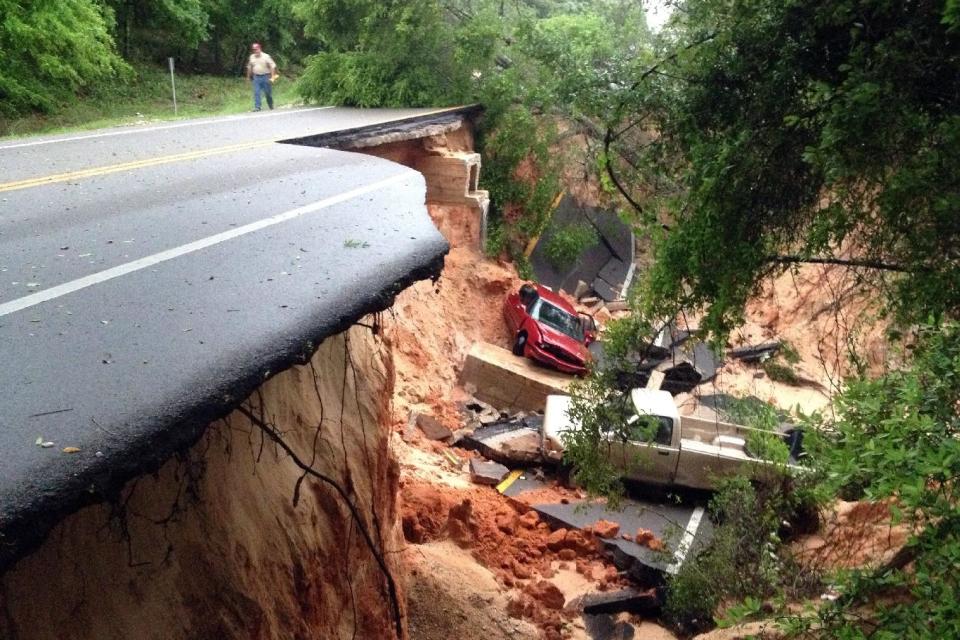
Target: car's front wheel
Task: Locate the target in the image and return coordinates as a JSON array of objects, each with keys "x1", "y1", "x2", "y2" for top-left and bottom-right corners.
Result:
[{"x1": 512, "y1": 332, "x2": 527, "y2": 356}]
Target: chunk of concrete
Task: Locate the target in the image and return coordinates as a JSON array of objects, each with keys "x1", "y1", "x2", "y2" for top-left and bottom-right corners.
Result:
[
  {"x1": 469, "y1": 458, "x2": 510, "y2": 486},
  {"x1": 604, "y1": 300, "x2": 629, "y2": 313},
  {"x1": 459, "y1": 417, "x2": 562, "y2": 466},
  {"x1": 416, "y1": 414, "x2": 454, "y2": 442},
  {"x1": 460, "y1": 342, "x2": 572, "y2": 413}
]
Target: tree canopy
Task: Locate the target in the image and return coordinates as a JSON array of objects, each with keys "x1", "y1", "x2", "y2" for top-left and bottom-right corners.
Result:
[
  {"x1": 621, "y1": 0, "x2": 960, "y2": 338},
  {"x1": 0, "y1": 0, "x2": 128, "y2": 116}
]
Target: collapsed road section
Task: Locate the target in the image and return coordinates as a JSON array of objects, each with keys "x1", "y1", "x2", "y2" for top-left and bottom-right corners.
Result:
[{"x1": 0, "y1": 108, "x2": 485, "y2": 638}]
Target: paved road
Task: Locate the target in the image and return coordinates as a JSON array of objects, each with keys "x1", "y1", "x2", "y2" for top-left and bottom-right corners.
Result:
[{"x1": 0, "y1": 106, "x2": 457, "y2": 570}]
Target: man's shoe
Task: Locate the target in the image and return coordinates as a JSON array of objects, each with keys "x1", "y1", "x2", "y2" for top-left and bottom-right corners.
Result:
[{"x1": 251, "y1": 108, "x2": 261, "y2": 112}]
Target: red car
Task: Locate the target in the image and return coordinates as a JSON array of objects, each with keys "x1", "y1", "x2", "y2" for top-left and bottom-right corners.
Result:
[{"x1": 503, "y1": 283, "x2": 597, "y2": 376}]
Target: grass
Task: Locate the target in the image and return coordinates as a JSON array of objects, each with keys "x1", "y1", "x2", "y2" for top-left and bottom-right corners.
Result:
[{"x1": 0, "y1": 65, "x2": 304, "y2": 139}]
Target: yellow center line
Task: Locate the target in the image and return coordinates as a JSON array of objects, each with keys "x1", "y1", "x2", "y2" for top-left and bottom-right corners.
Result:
[
  {"x1": 496, "y1": 469, "x2": 524, "y2": 494},
  {"x1": 0, "y1": 139, "x2": 275, "y2": 194}
]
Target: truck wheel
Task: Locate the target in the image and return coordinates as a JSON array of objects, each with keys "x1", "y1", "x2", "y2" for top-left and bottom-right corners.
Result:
[{"x1": 513, "y1": 332, "x2": 527, "y2": 356}]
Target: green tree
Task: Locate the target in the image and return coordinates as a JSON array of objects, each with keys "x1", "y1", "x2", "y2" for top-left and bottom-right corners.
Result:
[
  {"x1": 295, "y1": 0, "x2": 499, "y2": 107},
  {"x1": 620, "y1": 0, "x2": 960, "y2": 339},
  {"x1": 107, "y1": 0, "x2": 210, "y2": 59},
  {"x1": 0, "y1": 0, "x2": 128, "y2": 116},
  {"x1": 788, "y1": 324, "x2": 960, "y2": 637}
]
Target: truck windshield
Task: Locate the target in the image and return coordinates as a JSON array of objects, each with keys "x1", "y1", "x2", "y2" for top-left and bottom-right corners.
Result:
[
  {"x1": 626, "y1": 413, "x2": 673, "y2": 446},
  {"x1": 530, "y1": 299, "x2": 584, "y2": 342}
]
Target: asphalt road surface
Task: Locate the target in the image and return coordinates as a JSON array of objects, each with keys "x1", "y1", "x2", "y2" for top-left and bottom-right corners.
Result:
[{"x1": 0, "y1": 106, "x2": 456, "y2": 569}]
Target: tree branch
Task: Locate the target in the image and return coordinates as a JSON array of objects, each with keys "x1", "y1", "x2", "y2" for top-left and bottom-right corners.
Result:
[{"x1": 765, "y1": 255, "x2": 916, "y2": 273}]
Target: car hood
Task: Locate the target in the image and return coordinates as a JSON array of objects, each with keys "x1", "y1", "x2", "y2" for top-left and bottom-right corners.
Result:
[{"x1": 538, "y1": 323, "x2": 590, "y2": 362}]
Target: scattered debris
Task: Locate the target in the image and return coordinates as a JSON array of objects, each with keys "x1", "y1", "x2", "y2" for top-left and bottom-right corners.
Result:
[
  {"x1": 34, "y1": 437, "x2": 54, "y2": 448},
  {"x1": 62, "y1": 447, "x2": 80, "y2": 454},
  {"x1": 459, "y1": 415, "x2": 562, "y2": 466}
]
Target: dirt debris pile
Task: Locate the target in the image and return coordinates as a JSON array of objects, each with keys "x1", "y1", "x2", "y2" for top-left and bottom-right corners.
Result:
[{"x1": 399, "y1": 479, "x2": 632, "y2": 639}]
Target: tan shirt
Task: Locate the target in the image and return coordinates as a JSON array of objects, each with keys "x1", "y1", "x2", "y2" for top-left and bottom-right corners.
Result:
[{"x1": 248, "y1": 52, "x2": 275, "y2": 76}]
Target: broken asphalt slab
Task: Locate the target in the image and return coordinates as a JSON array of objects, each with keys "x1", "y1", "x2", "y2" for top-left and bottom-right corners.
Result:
[
  {"x1": 529, "y1": 195, "x2": 635, "y2": 297},
  {"x1": 580, "y1": 588, "x2": 661, "y2": 616},
  {"x1": 507, "y1": 483, "x2": 711, "y2": 585}
]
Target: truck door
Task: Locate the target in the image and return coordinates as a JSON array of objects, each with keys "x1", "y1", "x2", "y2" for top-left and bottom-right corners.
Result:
[{"x1": 608, "y1": 415, "x2": 679, "y2": 485}]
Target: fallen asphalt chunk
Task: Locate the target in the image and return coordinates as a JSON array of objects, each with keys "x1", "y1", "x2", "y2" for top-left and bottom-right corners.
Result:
[
  {"x1": 583, "y1": 612, "x2": 637, "y2": 640},
  {"x1": 728, "y1": 340, "x2": 782, "y2": 362},
  {"x1": 469, "y1": 458, "x2": 510, "y2": 486},
  {"x1": 532, "y1": 497, "x2": 712, "y2": 585},
  {"x1": 580, "y1": 587, "x2": 661, "y2": 616}
]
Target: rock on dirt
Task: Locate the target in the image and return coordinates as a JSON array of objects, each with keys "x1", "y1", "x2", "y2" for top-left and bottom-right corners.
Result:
[
  {"x1": 416, "y1": 413, "x2": 455, "y2": 442},
  {"x1": 470, "y1": 458, "x2": 510, "y2": 486},
  {"x1": 588, "y1": 520, "x2": 620, "y2": 539}
]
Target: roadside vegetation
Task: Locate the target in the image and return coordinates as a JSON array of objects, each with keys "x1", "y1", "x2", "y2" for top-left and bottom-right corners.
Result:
[{"x1": 5, "y1": 0, "x2": 960, "y2": 637}]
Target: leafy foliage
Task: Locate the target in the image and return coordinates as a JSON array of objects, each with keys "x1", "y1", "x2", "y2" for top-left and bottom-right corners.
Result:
[
  {"x1": 0, "y1": 0, "x2": 129, "y2": 116},
  {"x1": 296, "y1": 0, "x2": 492, "y2": 107},
  {"x1": 791, "y1": 323, "x2": 960, "y2": 638},
  {"x1": 629, "y1": 0, "x2": 960, "y2": 339},
  {"x1": 666, "y1": 474, "x2": 818, "y2": 634}
]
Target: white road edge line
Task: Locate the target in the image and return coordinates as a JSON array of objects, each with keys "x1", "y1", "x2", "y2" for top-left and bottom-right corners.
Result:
[
  {"x1": 0, "y1": 107, "x2": 334, "y2": 150},
  {"x1": 0, "y1": 172, "x2": 410, "y2": 318},
  {"x1": 666, "y1": 505, "x2": 706, "y2": 575}
]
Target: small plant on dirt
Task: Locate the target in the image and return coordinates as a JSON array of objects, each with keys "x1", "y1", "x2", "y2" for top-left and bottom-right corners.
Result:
[
  {"x1": 762, "y1": 359, "x2": 802, "y2": 385},
  {"x1": 544, "y1": 223, "x2": 599, "y2": 271}
]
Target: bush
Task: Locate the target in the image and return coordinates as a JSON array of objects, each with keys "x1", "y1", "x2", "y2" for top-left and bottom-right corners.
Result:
[{"x1": 665, "y1": 472, "x2": 822, "y2": 635}]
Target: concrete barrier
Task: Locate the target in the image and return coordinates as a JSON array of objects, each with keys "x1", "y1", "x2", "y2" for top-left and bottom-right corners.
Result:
[{"x1": 460, "y1": 342, "x2": 572, "y2": 412}]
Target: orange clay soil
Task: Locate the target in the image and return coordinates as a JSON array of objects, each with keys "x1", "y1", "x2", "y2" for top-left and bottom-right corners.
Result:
[
  {"x1": 399, "y1": 479, "x2": 628, "y2": 640},
  {"x1": 384, "y1": 244, "x2": 524, "y2": 430}
]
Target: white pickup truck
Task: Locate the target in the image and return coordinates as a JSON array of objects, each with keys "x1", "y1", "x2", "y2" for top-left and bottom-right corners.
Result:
[{"x1": 543, "y1": 389, "x2": 799, "y2": 490}]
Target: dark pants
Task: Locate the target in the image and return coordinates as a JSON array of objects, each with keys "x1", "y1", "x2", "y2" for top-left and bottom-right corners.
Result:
[{"x1": 253, "y1": 74, "x2": 273, "y2": 110}]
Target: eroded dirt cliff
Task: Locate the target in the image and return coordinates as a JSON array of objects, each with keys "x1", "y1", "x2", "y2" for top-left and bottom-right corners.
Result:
[{"x1": 0, "y1": 325, "x2": 404, "y2": 640}]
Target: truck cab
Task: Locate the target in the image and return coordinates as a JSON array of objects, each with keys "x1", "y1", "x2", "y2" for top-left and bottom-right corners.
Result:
[{"x1": 543, "y1": 389, "x2": 794, "y2": 491}]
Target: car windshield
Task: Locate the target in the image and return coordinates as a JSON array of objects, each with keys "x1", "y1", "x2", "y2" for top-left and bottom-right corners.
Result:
[{"x1": 531, "y1": 299, "x2": 584, "y2": 342}]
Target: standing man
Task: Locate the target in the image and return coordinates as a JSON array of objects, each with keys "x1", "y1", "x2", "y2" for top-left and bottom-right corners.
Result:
[{"x1": 246, "y1": 42, "x2": 277, "y2": 111}]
